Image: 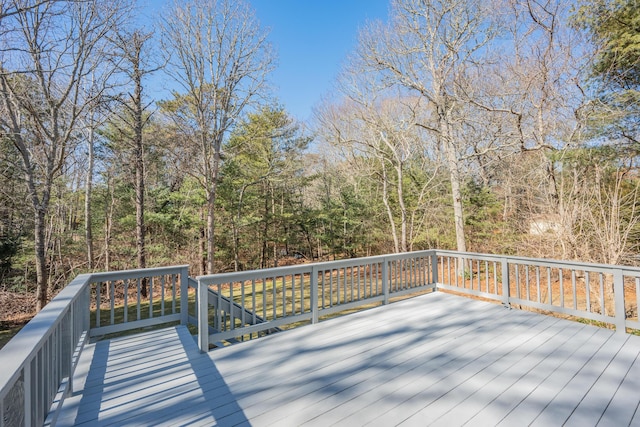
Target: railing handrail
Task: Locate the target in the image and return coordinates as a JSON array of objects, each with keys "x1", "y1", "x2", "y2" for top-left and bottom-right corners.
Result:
[
  {"x1": 0, "y1": 273, "x2": 91, "y2": 396},
  {"x1": 5, "y1": 250, "x2": 640, "y2": 423},
  {"x1": 89, "y1": 265, "x2": 191, "y2": 282},
  {"x1": 0, "y1": 264, "x2": 192, "y2": 427},
  {"x1": 197, "y1": 250, "x2": 435, "y2": 285},
  {"x1": 433, "y1": 250, "x2": 640, "y2": 333},
  {"x1": 198, "y1": 249, "x2": 640, "y2": 352},
  {"x1": 434, "y1": 249, "x2": 640, "y2": 275},
  {"x1": 197, "y1": 251, "x2": 438, "y2": 351}
]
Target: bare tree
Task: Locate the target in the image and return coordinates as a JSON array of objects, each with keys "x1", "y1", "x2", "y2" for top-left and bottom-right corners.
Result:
[
  {"x1": 159, "y1": 0, "x2": 274, "y2": 273},
  {"x1": 492, "y1": 0, "x2": 589, "y2": 259},
  {"x1": 353, "y1": 0, "x2": 500, "y2": 253},
  {"x1": 317, "y1": 93, "x2": 440, "y2": 253},
  {"x1": 84, "y1": 92, "x2": 98, "y2": 271},
  {"x1": 0, "y1": 0, "x2": 128, "y2": 310},
  {"x1": 103, "y1": 29, "x2": 160, "y2": 294},
  {"x1": 0, "y1": 0, "x2": 56, "y2": 20}
]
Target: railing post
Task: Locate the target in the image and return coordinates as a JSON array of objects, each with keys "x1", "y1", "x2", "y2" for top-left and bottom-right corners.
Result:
[
  {"x1": 24, "y1": 362, "x2": 32, "y2": 427},
  {"x1": 197, "y1": 279, "x2": 209, "y2": 352},
  {"x1": 69, "y1": 304, "x2": 76, "y2": 395},
  {"x1": 180, "y1": 266, "x2": 189, "y2": 325},
  {"x1": 431, "y1": 252, "x2": 439, "y2": 288},
  {"x1": 613, "y1": 269, "x2": 626, "y2": 334},
  {"x1": 311, "y1": 265, "x2": 319, "y2": 324},
  {"x1": 82, "y1": 284, "x2": 90, "y2": 334},
  {"x1": 382, "y1": 258, "x2": 389, "y2": 305},
  {"x1": 501, "y1": 258, "x2": 510, "y2": 308}
]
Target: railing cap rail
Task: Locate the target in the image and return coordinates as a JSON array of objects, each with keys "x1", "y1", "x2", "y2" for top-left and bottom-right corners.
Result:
[
  {"x1": 89, "y1": 265, "x2": 190, "y2": 282},
  {"x1": 0, "y1": 273, "x2": 92, "y2": 397},
  {"x1": 434, "y1": 249, "x2": 640, "y2": 274},
  {"x1": 196, "y1": 250, "x2": 435, "y2": 285},
  {"x1": 0, "y1": 264, "x2": 191, "y2": 398}
]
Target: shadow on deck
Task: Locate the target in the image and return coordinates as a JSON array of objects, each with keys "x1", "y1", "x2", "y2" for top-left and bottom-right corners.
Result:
[
  {"x1": 58, "y1": 292, "x2": 640, "y2": 426},
  {"x1": 58, "y1": 326, "x2": 249, "y2": 426}
]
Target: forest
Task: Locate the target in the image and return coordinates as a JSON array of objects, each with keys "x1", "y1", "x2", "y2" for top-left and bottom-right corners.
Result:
[{"x1": 0, "y1": 0, "x2": 638, "y2": 323}]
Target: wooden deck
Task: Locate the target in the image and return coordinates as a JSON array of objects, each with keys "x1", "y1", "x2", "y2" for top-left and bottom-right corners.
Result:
[{"x1": 57, "y1": 292, "x2": 640, "y2": 426}]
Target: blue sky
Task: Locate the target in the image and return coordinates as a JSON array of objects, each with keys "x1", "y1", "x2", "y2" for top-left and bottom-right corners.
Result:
[
  {"x1": 249, "y1": 1, "x2": 389, "y2": 121},
  {"x1": 142, "y1": 0, "x2": 389, "y2": 122}
]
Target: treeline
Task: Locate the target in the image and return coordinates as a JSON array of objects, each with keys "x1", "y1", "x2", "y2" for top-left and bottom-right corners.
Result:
[{"x1": 1, "y1": 0, "x2": 639, "y2": 312}]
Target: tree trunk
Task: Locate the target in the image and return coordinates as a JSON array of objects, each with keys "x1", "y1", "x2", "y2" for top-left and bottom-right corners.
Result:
[
  {"x1": 104, "y1": 174, "x2": 115, "y2": 271},
  {"x1": 395, "y1": 163, "x2": 408, "y2": 253},
  {"x1": 261, "y1": 182, "x2": 269, "y2": 269},
  {"x1": 233, "y1": 185, "x2": 247, "y2": 272},
  {"x1": 206, "y1": 145, "x2": 221, "y2": 275},
  {"x1": 136, "y1": 153, "x2": 146, "y2": 296},
  {"x1": 381, "y1": 165, "x2": 400, "y2": 253},
  {"x1": 206, "y1": 192, "x2": 215, "y2": 274},
  {"x1": 271, "y1": 185, "x2": 277, "y2": 268},
  {"x1": 85, "y1": 127, "x2": 94, "y2": 270},
  {"x1": 133, "y1": 58, "x2": 147, "y2": 294},
  {"x1": 34, "y1": 207, "x2": 48, "y2": 311},
  {"x1": 440, "y1": 113, "x2": 467, "y2": 253},
  {"x1": 199, "y1": 208, "x2": 206, "y2": 276}
]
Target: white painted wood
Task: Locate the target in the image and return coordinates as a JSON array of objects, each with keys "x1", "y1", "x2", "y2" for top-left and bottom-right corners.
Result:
[
  {"x1": 254, "y1": 299, "x2": 517, "y2": 426},
  {"x1": 596, "y1": 341, "x2": 640, "y2": 426},
  {"x1": 351, "y1": 318, "x2": 562, "y2": 426},
  {"x1": 529, "y1": 333, "x2": 630, "y2": 427},
  {"x1": 458, "y1": 324, "x2": 600, "y2": 426},
  {"x1": 9, "y1": 250, "x2": 640, "y2": 427},
  {"x1": 495, "y1": 326, "x2": 615, "y2": 426},
  {"x1": 563, "y1": 336, "x2": 640, "y2": 427},
  {"x1": 56, "y1": 292, "x2": 640, "y2": 427},
  {"x1": 415, "y1": 320, "x2": 591, "y2": 427}
]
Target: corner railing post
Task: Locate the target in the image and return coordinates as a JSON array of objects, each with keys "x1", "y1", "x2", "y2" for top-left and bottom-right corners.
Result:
[
  {"x1": 613, "y1": 269, "x2": 626, "y2": 334},
  {"x1": 198, "y1": 279, "x2": 209, "y2": 352},
  {"x1": 431, "y1": 251, "x2": 439, "y2": 289},
  {"x1": 501, "y1": 257, "x2": 510, "y2": 308},
  {"x1": 311, "y1": 265, "x2": 319, "y2": 324},
  {"x1": 382, "y1": 258, "x2": 390, "y2": 305},
  {"x1": 180, "y1": 266, "x2": 189, "y2": 325}
]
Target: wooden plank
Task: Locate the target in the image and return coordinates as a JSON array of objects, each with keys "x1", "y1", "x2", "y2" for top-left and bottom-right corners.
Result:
[
  {"x1": 496, "y1": 327, "x2": 619, "y2": 426},
  {"x1": 599, "y1": 347, "x2": 640, "y2": 426},
  {"x1": 238, "y1": 299, "x2": 549, "y2": 426},
  {"x1": 212, "y1": 292, "x2": 483, "y2": 379},
  {"x1": 358, "y1": 317, "x2": 563, "y2": 426},
  {"x1": 252, "y1": 301, "x2": 540, "y2": 426},
  {"x1": 458, "y1": 324, "x2": 602, "y2": 426},
  {"x1": 57, "y1": 292, "x2": 640, "y2": 427},
  {"x1": 565, "y1": 337, "x2": 640, "y2": 427},
  {"x1": 59, "y1": 326, "x2": 249, "y2": 427},
  {"x1": 210, "y1": 295, "x2": 483, "y2": 405},
  {"x1": 529, "y1": 333, "x2": 630, "y2": 427},
  {"x1": 235, "y1": 299, "x2": 521, "y2": 425},
  {"x1": 404, "y1": 320, "x2": 572, "y2": 424},
  {"x1": 423, "y1": 321, "x2": 594, "y2": 426}
]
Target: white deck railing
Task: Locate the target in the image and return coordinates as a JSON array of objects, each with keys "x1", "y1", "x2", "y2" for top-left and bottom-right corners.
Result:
[
  {"x1": 0, "y1": 265, "x2": 191, "y2": 427},
  {"x1": 3, "y1": 250, "x2": 640, "y2": 425},
  {"x1": 197, "y1": 250, "x2": 640, "y2": 351},
  {"x1": 196, "y1": 251, "x2": 438, "y2": 351},
  {"x1": 435, "y1": 250, "x2": 640, "y2": 332}
]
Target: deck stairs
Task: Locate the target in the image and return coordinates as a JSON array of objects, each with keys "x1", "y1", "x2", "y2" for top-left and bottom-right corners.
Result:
[{"x1": 203, "y1": 283, "x2": 281, "y2": 346}]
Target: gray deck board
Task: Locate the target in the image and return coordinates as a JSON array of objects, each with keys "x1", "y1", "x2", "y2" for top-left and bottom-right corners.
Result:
[
  {"x1": 461, "y1": 323, "x2": 599, "y2": 426},
  {"x1": 597, "y1": 342, "x2": 640, "y2": 427},
  {"x1": 420, "y1": 320, "x2": 590, "y2": 427},
  {"x1": 58, "y1": 291, "x2": 640, "y2": 426}
]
